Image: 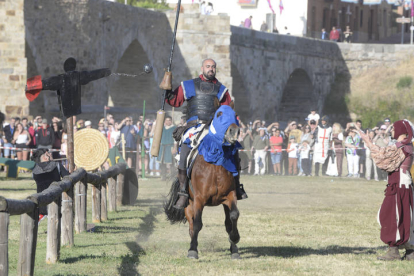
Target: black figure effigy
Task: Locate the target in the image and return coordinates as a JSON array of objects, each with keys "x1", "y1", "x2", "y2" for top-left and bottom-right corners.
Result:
[{"x1": 25, "y1": 57, "x2": 111, "y2": 118}]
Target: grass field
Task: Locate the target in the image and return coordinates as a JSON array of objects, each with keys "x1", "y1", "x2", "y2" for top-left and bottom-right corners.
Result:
[{"x1": 1, "y1": 172, "x2": 413, "y2": 276}]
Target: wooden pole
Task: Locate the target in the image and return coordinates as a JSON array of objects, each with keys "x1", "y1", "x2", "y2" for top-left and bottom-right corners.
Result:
[
  {"x1": 107, "y1": 177, "x2": 116, "y2": 212},
  {"x1": 74, "y1": 182, "x2": 81, "y2": 234},
  {"x1": 62, "y1": 116, "x2": 74, "y2": 247},
  {"x1": 91, "y1": 184, "x2": 101, "y2": 223},
  {"x1": 17, "y1": 208, "x2": 39, "y2": 276},
  {"x1": 135, "y1": 133, "x2": 141, "y2": 177},
  {"x1": 116, "y1": 173, "x2": 124, "y2": 207},
  {"x1": 46, "y1": 199, "x2": 61, "y2": 264},
  {"x1": 101, "y1": 183, "x2": 108, "y2": 221},
  {"x1": 141, "y1": 100, "x2": 146, "y2": 178},
  {"x1": 0, "y1": 212, "x2": 9, "y2": 276},
  {"x1": 121, "y1": 134, "x2": 126, "y2": 161},
  {"x1": 74, "y1": 179, "x2": 87, "y2": 233}
]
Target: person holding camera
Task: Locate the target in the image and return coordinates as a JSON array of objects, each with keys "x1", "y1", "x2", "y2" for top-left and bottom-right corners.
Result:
[{"x1": 117, "y1": 116, "x2": 137, "y2": 168}]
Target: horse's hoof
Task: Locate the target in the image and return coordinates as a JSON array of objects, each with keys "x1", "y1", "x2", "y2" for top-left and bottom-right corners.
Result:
[
  {"x1": 187, "y1": 250, "x2": 199, "y2": 259},
  {"x1": 231, "y1": 253, "x2": 241, "y2": 260}
]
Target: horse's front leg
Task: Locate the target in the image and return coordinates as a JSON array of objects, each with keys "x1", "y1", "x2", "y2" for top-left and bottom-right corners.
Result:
[
  {"x1": 186, "y1": 199, "x2": 203, "y2": 259},
  {"x1": 223, "y1": 195, "x2": 240, "y2": 259}
]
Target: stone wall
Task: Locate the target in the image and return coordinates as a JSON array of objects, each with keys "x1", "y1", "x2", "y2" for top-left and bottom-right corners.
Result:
[
  {"x1": 23, "y1": 0, "x2": 231, "y2": 122},
  {"x1": 230, "y1": 26, "x2": 347, "y2": 122},
  {"x1": 1, "y1": 0, "x2": 414, "y2": 124},
  {"x1": 230, "y1": 26, "x2": 414, "y2": 122},
  {"x1": 337, "y1": 43, "x2": 414, "y2": 76},
  {"x1": 0, "y1": 0, "x2": 27, "y2": 118}
]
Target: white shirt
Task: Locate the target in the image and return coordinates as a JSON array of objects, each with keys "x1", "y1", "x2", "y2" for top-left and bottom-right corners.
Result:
[
  {"x1": 111, "y1": 131, "x2": 120, "y2": 147},
  {"x1": 288, "y1": 143, "x2": 298, "y2": 158},
  {"x1": 300, "y1": 144, "x2": 310, "y2": 159},
  {"x1": 307, "y1": 113, "x2": 320, "y2": 121}
]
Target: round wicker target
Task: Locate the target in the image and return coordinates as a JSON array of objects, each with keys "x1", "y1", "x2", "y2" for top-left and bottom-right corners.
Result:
[{"x1": 74, "y1": 128, "x2": 109, "y2": 171}]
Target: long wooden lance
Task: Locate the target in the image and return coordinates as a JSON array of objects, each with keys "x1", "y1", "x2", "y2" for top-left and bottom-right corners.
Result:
[{"x1": 151, "y1": 0, "x2": 182, "y2": 157}]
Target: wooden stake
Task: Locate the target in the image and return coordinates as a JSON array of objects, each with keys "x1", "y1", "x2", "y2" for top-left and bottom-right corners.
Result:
[
  {"x1": 116, "y1": 173, "x2": 125, "y2": 207},
  {"x1": 17, "y1": 208, "x2": 38, "y2": 276},
  {"x1": 91, "y1": 184, "x2": 101, "y2": 223},
  {"x1": 62, "y1": 116, "x2": 75, "y2": 247},
  {"x1": 0, "y1": 212, "x2": 9, "y2": 276},
  {"x1": 46, "y1": 199, "x2": 61, "y2": 264},
  {"x1": 74, "y1": 179, "x2": 87, "y2": 234},
  {"x1": 101, "y1": 183, "x2": 108, "y2": 221},
  {"x1": 121, "y1": 133, "x2": 126, "y2": 161},
  {"x1": 107, "y1": 177, "x2": 116, "y2": 212}
]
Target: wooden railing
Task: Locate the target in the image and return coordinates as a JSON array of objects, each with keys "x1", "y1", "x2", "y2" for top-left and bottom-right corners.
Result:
[{"x1": 0, "y1": 163, "x2": 128, "y2": 276}]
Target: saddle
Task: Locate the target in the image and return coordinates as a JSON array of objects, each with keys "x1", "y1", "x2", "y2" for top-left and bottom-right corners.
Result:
[{"x1": 175, "y1": 123, "x2": 209, "y2": 179}]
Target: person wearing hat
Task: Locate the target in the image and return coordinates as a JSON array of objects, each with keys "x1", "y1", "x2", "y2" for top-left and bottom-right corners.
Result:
[
  {"x1": 32, "y1": 148, "x2": 69, "y2": 222},
  {"x1": 35, "y1": 118, "x2": 55, "y2": 150},
  {"x1": 313, "y1": 115, "x2": 332, "y2": 176},
  {"x1": 85, "y1": 120, "x2": 92, "y2": 129},
  {"x1": 384, "y1": 118, "x2": 391, "y2": 128},
  {"x1": 286, "y1": 136, "x2": 298, "y2": 175},
  {"x1": 356, "y1": 120, "x2": 414, "y2": 261}
]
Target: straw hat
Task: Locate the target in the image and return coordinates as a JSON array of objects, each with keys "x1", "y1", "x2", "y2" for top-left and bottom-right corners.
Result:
[{"x1": 74, "y1": 128, "x2": 109, "y2": 171}]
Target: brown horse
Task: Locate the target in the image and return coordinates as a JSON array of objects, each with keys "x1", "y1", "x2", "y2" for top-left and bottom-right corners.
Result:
[{"x1": 164, "y1": 120, "x2": 240, "y2": 260}]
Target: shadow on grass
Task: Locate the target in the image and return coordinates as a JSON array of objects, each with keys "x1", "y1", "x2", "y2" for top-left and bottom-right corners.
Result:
[
  {"x1": 118, "y1": 207, "x2": 163, "y2": 275},
  {"x1": 94, "y1": 225, "x2": 140, "y2": 234},
  {"x1": 240, "y1": 245, "x2": 384, "y2": 258},
  {"x1": 60, "y1": 200, "x2": 164, "y2": 274},
  {"x1": 135, "y1": 198, "x2": 165, "y2": 207}
]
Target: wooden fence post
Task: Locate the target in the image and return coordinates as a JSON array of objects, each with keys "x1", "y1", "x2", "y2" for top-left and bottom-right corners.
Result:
[
  {"x1": 0, "y1": 212, "x2": 9, "y2": 276},
  {"x1": 74, "y1": 180, "x2": 87, "y2": 234},
  {"x1": 101, "y1": 183, "x2": 107, "y2": 221},
  {"x1": 61, "y1": 188, "x2": 74, "y2": 247},
  {"x1": 116, "y1": 173, "x2": 125, "y2": 207},
  {"x1": 107, "y1": 177, "x2": 116, "y2": 212},
  {"x1": 91, "y1": 184, "x2": 101, "y2": 223},
  {"x1": 46, "y1": 199, "x2": 61, "y2": 264},
  {"x1": 62, "y1": 115, "x2": 74, "y2": 246},
  {"x1": 17, "y1": 208, "x2": 39, "y2": 276}
]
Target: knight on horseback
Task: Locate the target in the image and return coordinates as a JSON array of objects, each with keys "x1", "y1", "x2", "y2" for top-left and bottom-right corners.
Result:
[{"x1": 165, "y1": 58, "x2": 248, "y2": 209}]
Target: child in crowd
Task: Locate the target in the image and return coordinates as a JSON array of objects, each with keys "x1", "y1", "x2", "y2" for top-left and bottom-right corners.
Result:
[
  {"x1": 287, "y1": 136, "x2": 298, "y2": 175},
  {"x1": 269, "y1": 128, "x2": 283, "y2": 175},
  {"x1": 299, "y1": 140, "x2": 311, "y2": 176},
  {"x1": 345, "y1": 127, "x2": 360, "y2": 177},
  {"x1": 307, "y1": 108, "x2": 320, "y2": 126}
]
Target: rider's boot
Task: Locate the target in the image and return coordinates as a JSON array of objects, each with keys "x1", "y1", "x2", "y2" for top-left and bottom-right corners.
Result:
[
  {"x1": 234, "y1": 174, "x2": 248, "y2": 200},
  {"x1": 173, "y1": 169, "x2": 189, "y2": 209},
  {"x1": 234, "y1": 152, "x2": 247, "y2": 200}
]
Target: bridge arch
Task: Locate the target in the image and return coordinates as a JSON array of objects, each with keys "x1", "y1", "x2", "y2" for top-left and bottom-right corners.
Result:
[
  {"x1": 278, "y1": 68, "x2": 316, "y2": 124},
  {"x1": 109, "y1": 39, "x2": 160, "y2": 112},
  {"x1": 231, "y1": 62, "x2": 250, "y2": 120}
]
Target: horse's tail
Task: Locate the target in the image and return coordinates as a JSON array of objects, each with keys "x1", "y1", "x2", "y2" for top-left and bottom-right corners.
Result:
[{"x1": 164, "y1": 177, "x2": 187, "y2": 224}]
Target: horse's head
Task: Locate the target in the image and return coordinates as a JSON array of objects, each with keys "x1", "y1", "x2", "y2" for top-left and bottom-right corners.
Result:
[{"x1": 215, "y1": 111, "x2": 240, "y2": 144}]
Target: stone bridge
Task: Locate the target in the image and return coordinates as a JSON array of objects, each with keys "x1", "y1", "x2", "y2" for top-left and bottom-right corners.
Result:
[{"x1": 2, "y1": 0, "x2": 414, "y2": 123}]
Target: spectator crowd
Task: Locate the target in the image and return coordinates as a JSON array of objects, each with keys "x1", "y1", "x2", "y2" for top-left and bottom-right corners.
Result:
[
  {"x1": 0, "y1": 110, "x2": 396, "y2": 181},
  {"x1": 237, "y1": 110, "x2": 393, "y2": 181}
]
